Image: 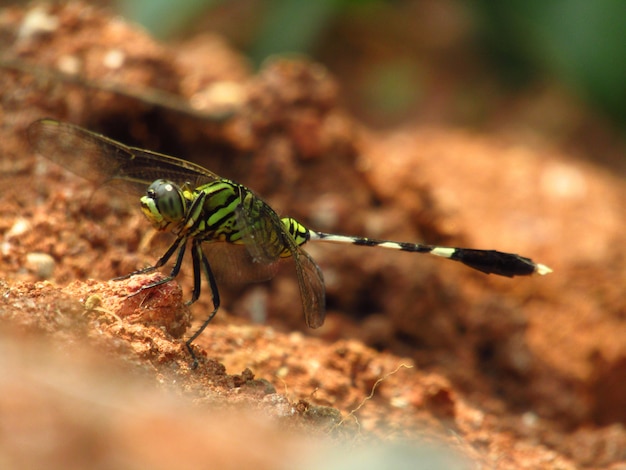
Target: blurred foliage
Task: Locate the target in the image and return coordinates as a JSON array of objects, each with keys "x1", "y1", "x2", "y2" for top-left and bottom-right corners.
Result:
[
  {"x1": 248, "y1": 0, "x2": 339, "y2": 65},
  {"x1": 118, "y1": 0, "x2": 222, "y2": 39},
  {"x1": 117, "y1": 0, "x2": 626, "y2": 129},
  {"x1": 470, "y1": 0, "x2": 626, "y2": 126}
]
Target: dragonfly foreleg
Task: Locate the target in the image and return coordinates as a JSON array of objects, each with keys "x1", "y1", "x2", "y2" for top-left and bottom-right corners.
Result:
[
  {"x1": 114, "y1": 235, "x2": 187, "y2": 281},
  {"x1": 122, "y1": 236, "x2": 187, "y2": 300}
]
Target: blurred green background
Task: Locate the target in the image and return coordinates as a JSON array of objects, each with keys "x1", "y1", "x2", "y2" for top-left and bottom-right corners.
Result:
[{"x1": 116, "y1": 0, "x2": 626, "y2": 135}]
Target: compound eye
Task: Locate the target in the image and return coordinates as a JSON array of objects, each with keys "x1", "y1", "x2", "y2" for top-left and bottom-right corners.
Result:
[{"x1": 146, "y1": 179, "x2": 186, "y2": 222}]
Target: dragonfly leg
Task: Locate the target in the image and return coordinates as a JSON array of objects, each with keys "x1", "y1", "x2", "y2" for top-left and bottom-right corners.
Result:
[
  {"x1": 186, "y1": 238, "x2": 203, "y2": 306},
  {"x1": 113, "y1": 264, "x2": 158, "y2": 279},
  {"x1": 113, "y1": 236, "x2": 186, "y2": 280},
  {"x1": 185, "y1": 239, "x2": 220, "y2": 368},
  {"x1": 124, "y1": 237, "x2": 187, "y2": 297}
]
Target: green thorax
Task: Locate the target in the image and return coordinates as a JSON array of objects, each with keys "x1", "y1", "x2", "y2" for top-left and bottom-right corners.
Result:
[{"x1": 185, "y1": 180, "x2": 311, "y2": 259}]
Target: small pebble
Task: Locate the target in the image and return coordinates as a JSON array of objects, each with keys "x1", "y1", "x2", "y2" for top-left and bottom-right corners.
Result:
[
  {"x1": 18, "y1": 6, "x2": 59, "y2": 40},
  {"x1": 5, "y1": 218, "x2": 31, "y2": 239},
  {"x1": 103, "y1": 48, "x2": 125, "y2": 69},
  {"x1": 25, "y1": 252, "x2": 56, "y2": 279}
]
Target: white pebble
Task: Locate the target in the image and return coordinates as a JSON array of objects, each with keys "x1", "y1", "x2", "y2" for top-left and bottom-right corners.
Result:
[
  {"x1": 5, "y1": 218, "x2": 31, "y2": 239},
  {"x1": 25, "y1": 252, "x2": 56, "y2": 279}
]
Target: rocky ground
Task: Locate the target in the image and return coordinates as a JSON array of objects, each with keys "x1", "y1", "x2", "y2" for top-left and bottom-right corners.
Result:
[{"x1": 1, "y1": 3, "x2": 625, "y2": 469}]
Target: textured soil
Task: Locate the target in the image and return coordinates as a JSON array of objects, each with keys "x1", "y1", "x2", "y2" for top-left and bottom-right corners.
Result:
[{"x1": 1, "y1": 3, "x2": 625, "y2": 469}]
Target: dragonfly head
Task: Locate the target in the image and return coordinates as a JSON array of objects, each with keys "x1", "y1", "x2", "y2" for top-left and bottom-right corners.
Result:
[{"x1": 140, "y1": 179, "x2": 187, "y2": 230}]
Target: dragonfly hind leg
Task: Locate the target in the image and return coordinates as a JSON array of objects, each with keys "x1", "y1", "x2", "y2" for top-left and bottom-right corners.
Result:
[{"x1": 185, "y1": 238, "x2": 221, "y2": 368}]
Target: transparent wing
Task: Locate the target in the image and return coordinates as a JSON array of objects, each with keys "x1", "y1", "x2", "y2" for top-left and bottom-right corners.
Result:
[
  {"x1": 207, "y1": 239, "x2": 325, "y2": 328},
  {"x1": 202, "y1": 243, "x2": 279, "y2": 285},
  {"x1": 233, "y1": 194, "x2": 326, "y2": 328},
  {"x1": 27, "y1": 118, "x2": 220, "y2": 191},
  {"x1": 292, "y1": 246, "x2": 326, "y2": 328}
]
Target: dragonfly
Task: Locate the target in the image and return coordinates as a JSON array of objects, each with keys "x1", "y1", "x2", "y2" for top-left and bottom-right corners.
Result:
[{"x1": 27, "y1": 118, "x2": 552, "y2": 365}]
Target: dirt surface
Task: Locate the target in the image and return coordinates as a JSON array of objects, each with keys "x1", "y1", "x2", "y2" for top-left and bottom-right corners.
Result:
[{"x1": 1, "y1": 3, "x2": 625, "y2": 469}]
